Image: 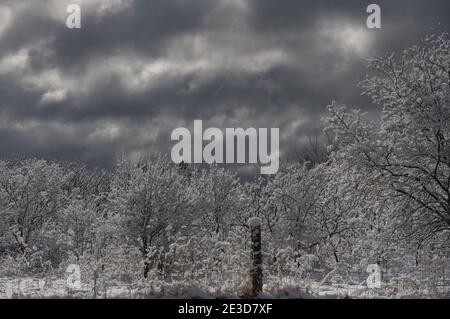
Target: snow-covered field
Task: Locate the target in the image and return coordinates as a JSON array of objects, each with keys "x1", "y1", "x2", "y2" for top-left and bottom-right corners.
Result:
[{"x1": 1, "y1": 275, "x2": 448, "y2": 299}]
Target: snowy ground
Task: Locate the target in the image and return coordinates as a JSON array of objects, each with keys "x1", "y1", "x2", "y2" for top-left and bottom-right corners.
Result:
[{"x1": 1, "y1": 276, "x2": 449, "y2": 299}]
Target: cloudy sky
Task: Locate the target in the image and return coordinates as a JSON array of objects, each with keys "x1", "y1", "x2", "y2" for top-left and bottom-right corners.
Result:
[{"x1": 0, "y1": 0, "x2": 449, "y2": 168}]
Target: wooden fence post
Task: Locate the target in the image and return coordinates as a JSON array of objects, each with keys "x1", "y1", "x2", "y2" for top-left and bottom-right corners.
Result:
[{"x1": 249, "y1": 217, "x2": 263, "y2": 297}]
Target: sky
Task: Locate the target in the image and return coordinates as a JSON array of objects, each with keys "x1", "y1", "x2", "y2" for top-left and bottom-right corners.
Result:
[{"x1": 0, "y1": 0, "x2": 449, "y2": 169}]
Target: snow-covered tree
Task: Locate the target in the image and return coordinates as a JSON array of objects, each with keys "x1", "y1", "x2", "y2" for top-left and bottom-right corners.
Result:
[
  {"x1": 0, "y1": 159, "x2": 68, "y2": 257},
  {"x1": 325, "y1": 34, "x2": 450, "y2": 258},
  {"x1": 110, "y1": 154, "x2": 192, "y2": 278}
]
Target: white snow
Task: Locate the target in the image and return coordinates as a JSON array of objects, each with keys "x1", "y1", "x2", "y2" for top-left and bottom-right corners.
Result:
[{"x1": 248, "y1": 217, "x2": 262, "y2": 227}]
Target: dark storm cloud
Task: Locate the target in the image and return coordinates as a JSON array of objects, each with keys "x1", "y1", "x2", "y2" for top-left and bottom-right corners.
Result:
[
  {"x1": 48, "y1": 0, "x2": 217, "y2": 70},
  {"x1": 248, "y1": 0, "x2": 450, "y2": 36},
  {"x1": 0, "y1": 0, "x2": 449, "y2": 167}
]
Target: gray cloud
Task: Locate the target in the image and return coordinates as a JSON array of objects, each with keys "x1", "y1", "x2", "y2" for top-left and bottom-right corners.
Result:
[{"x1": 0, "y1": 0, "x2": 449, "y2": 168}]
